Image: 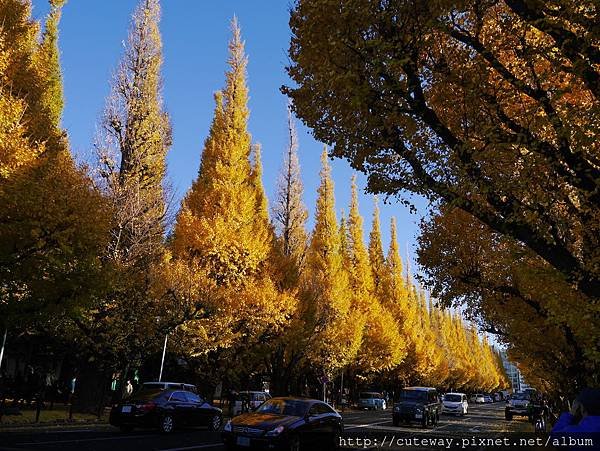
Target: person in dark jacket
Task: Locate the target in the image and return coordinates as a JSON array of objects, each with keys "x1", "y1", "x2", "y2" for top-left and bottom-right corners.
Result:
[{"x1": 551, "y1": 388, "x2": 600, "y2": 450}]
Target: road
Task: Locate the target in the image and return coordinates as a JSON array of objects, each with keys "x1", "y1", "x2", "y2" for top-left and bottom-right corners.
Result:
[{"x1": 0, "y1": 402, "x2": 532, "y2": 451}]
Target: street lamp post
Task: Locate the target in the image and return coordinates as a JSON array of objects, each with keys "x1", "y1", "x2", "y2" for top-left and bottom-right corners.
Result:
[
  {"x1": 158, "y1": 333, "x2": 168, "y2": 382},
  {"x1": 0, "y1": 328, "x2": 7, "y2": 372},
  {"x1": 340, "y1": 370, "x2": 344, "y2": 411}
]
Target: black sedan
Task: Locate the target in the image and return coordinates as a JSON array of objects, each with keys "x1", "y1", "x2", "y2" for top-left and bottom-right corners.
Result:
[
  {"x1": 222, "y1": 397, "x2": 342, "y2": 451},
  {"x1": 109, "y1": 388, "x2": 223, "y2": 433}
]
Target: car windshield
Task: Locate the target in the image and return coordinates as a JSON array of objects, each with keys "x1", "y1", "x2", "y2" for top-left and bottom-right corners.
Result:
[
  {"x1": 444, "y1": 394, "x2": 462, "y2": 403},
  {"x1": 255, "y1": 399, "x2": 308, "y2": 417},
  {"x1": 360, "y1": 393, "x2": 381, "y2": 399},
  {"x1": 399, "y1": 390, "x2": 428, "y2": 402},
  {"x1": 512, "y1": 393, "x2": 530, "y2": 400}
]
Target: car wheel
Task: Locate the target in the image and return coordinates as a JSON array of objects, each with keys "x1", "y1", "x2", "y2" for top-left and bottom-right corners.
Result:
[
  {"x1": 289, "y1": 434, "x2": 301, "y2": 451},
  {"x1": 160, "y1": 414, "x2": 175, "y2": 433},
  {"x1": 208, "y1": 414, "x2": 222, "y2": 431},
  {"x1": 119, "y1": 425, "x2": 134, "y2": 433}
]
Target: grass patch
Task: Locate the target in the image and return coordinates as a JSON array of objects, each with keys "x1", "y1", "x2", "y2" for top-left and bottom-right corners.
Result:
[{"x1": 0, "y1": 405, "x2": 102, "y2": 425}]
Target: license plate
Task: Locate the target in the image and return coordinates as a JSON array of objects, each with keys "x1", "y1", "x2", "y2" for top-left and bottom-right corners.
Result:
[
  {"x1": 236, "y1": 437, "x2": 251, "y2": 447},
  {"x1": 121, "y1": 405, "x2": 132, "y2": 413},
  {"x1": 415, "y1": 413, "x2": 422, "y2": 419}
]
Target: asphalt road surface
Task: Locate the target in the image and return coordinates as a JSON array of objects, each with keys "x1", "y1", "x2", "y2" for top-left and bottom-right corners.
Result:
[{"x1": 0, "y1": 402, "x2": 532, "y2": 451}]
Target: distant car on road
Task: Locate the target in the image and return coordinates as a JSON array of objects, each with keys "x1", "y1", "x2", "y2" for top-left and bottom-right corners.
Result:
[
  {"x1": 109, "y1": 388, "x2": 222, "y2": 433},
  {"x1": 141, "y1": 381, "x2": 198, "y2": 393},
  {"x1": 470, "y1": 394, "x2": 485, "y2": 403},
  {"x1": 393, "y1": 387, "x2": 441, "y2": 428},
  {"x1": 505, "y1": 392, "x2": 531, "y2": 420},
  {"x1": 222, "y1": 397, "x2": 342, "y2": 451},
  {"x1": 483, "y1": 395, "x2": 494, "y2": 403},
  {"x1": 232, "y1": 390, "x2": 271, "y2": 416},
  {"x1": 442, "y1": 393, "x2": 468, "y2": 416},
  {"x1": 358, "y1": 392, "x2": 387, "y2": 411}
]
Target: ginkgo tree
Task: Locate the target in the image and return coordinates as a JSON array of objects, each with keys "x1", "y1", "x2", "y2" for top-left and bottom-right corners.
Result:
[
  {"x1": 0, "y1": 0, "x2": 109, "y2": 329},
  {"x1": 346, "y1": 186, "x2": 405, "y2": 375},
  {"x1": 299, "y1": 151, "x2": 364, "y2": 379},
  {"x1": 171, "y1": 19, "x2": 295, "y2": 376}
]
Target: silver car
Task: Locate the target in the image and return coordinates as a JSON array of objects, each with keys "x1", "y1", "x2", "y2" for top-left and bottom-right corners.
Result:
[{"x1": 358, "y1": 392, "x2": 387, "y2": 410}]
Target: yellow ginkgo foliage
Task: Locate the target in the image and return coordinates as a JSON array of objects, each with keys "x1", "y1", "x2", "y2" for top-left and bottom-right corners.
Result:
[
  {"x1": 174, "y1": 19, "x2": 270, "y2": 286},
  {"x1": 171, "y1": 18, "x2": 293, "y2": 358},
  {"x1": 350, "y1": 185, "x2": 405, "y2": 373},
  {"x1": 300, "y1": 150, "x2": 363, "y2": 378}
]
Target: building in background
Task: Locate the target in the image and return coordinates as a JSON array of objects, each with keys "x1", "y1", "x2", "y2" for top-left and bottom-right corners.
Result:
[{"x1": 500, "y1": 351, "x2": 528, "y2": 392}]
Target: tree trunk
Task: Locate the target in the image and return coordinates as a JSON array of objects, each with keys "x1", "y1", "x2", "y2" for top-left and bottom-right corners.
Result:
[{"x1": 74, "y1": 365, "x2": 111, "y2": 414}]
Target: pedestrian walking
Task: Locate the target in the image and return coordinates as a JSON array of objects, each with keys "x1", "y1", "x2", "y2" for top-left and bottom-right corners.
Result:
[
  {"x1": 124, "y1": 380, "x2": 133, "y2": 398},
  {"x1": 228, "y1": 390, "x2": 237, "y2": 417}
]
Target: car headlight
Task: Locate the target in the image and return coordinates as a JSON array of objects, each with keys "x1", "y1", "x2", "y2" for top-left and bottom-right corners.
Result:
[
  {"x1": 265, "y1": 425, "x2": 285, "y2": 436},
  {"x1": 415, "y1": 407, "x2": 423, "y2": 413},
  {"x1": 223, "y1": 420, "x2": 232, "y2": 432}
]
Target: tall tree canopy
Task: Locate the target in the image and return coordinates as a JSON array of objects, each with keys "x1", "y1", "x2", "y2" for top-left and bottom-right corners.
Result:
[
  {"x1": 284, "y1": 0, "x2": 599, "y2": 394},
  {"x1": 300, "y1": 150, "x2": 363, "y2": 377},
  {"x1": 284, "y1": 0, "x2": 600, "y2": 302},
  {"x1": 418, "y1": 206, "x2": 599, "y2": 392},
  {"x1": 98, "y1": 0, "x2": 172, "y2": 266},
  {"x1": 172, "y1": 18, "x2": 294, "y2": 361},
  {"x1": 0, "y1": 0, "x2": 109, "y2": 327},
  {"x1": 346, "y1": 178, "x2": 405, "y2": 373},
  {"x1": 272, "y1": 105, "x2": 309, "y2": 289},
  {"x1": 174, "y1": 18, "x2": 271, "y2": 285}
]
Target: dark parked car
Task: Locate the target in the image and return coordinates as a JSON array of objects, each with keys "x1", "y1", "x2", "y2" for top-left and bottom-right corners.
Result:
[
  {"x1": 505, "y1": 391, "x2": 532, "y2": 420},
  {"x1": 222, "y1": 397, "x2": 342, "y2": 451},
  {"x1": 393, "y1": 387, "x2": 441, "y2": 428},
  {"x1": 109, "y1": 388, "x2": 222, "y2": 433}
]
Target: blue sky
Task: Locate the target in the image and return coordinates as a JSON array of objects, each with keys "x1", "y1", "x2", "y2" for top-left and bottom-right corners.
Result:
[{"x1": 32, "y1": 0, "x2": 428, "y2": 271}]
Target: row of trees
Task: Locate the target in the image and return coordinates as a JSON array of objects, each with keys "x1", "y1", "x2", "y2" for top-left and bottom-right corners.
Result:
[
  {"x1": 0, "y1": 0, "x2": 506, "y2": 406},
  {"x1": 284, "y1": 0, "x2": 599, "y2": 396}
]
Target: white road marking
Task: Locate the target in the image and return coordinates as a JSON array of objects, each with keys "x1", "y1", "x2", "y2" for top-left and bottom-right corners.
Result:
[
  {"x1": 344, "y1": 420, "x2": 392, "y2": 428},
  {"x1": 345, "y1": 422, "x2": 436, "y2": 433}
]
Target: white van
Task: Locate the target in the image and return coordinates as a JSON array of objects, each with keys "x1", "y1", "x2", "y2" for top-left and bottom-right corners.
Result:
[{"x1": 442, "y1": 393, "x2": 468, "y2": 415}]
